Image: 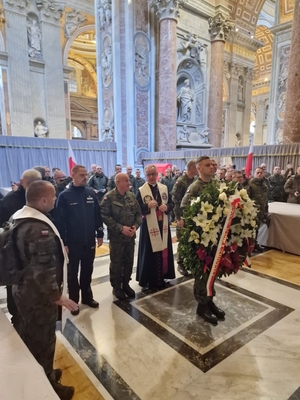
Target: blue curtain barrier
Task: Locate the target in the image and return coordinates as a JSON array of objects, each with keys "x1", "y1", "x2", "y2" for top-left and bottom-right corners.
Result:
[{"x1": 0, "y1": 136, "x2": 117, "y2": 187}]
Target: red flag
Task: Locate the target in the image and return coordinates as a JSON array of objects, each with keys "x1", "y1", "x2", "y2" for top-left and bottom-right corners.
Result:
[
  {"x1": 245, "y1": 142, "x2": 253, "y2": 178},
  {"x1": 68, "y1": 142, "x2": 77, "y2": 174}
]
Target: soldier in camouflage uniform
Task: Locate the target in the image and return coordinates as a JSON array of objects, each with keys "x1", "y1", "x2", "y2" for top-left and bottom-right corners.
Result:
[
  {"x1": 181, "y1": 156, "x2": 225, "y2": 326},
  {"x1": 101, "y1": 173, "x2": 142, "y2": 300},
  {"x1": 247, "y1": 167, "x2": 269, "y2": 223},
  {"x1": 12, "y1": 181, "x2": 78, "y2": 400},
  {"x1": 172, "y1": 159, "x2": 197, "y2": 275}
]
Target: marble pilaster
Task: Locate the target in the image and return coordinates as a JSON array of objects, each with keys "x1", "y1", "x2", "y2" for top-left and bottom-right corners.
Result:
[
  {"x1": 283, "y1": 0, "x2": 300, "y2": 143},
  {"x1": 207, "y1": 13, "x2": 233, "y2": 148},
  {"x1": 243, "y1": 68, "x2": 254, "y2": 146},
  {"x1": 149, "y1": 0, "x2": 186, "y2": 151}
]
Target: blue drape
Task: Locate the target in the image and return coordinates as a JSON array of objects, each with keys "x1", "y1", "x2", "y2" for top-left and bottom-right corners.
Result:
[{"x1": 0, "y1": 136, "x2": 117, "y2": 187}]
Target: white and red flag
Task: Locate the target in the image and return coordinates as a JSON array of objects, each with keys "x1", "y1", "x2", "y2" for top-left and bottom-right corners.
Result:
[
  {"x1": 68, "y1": 142, "x2": 77, "y2": 174},
  {"x1": 245, "y1": 142, "x2": 253, "y2": 178}
]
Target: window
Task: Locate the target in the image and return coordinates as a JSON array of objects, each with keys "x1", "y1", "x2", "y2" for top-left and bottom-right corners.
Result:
[
  {"x1": 69, "y1": 69, "x2": 77, "y2": 93},
  {"x1": 72, "y1": 126, "x2": 82, "y2": 138}
]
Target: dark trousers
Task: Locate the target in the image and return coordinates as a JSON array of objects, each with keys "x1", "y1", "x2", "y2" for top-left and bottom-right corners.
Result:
[
  {"x1": 109, "y1": 238, "x2": 135, "y2": 288},
  {"x1": 67, "y1": 242, "x2": 95, "y2": 303},
  {"x1": 194, "y1": 273, "x2": 216, "y2": 305}
]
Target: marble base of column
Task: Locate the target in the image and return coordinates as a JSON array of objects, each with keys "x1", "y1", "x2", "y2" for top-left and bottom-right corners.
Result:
[
  {"x1": 207, "y1": 41, "x2": 225, "y2": 148},
  {"x1": 158, "y1": 18, "x2": 177, "y2": 151},
  {"x1": 283, "y1": 0, "x2": 300, "y2": 143}
]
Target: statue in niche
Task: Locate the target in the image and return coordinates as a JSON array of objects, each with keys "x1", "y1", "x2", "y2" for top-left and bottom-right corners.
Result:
[
  {"x1": 135, "y1": 45, "x2": 148, "y2": 77},
  {"x1": 178, "y1": 33, "x2": 205, "y2": 65},
  {"x1": 102, "y1": 107, "x2": 114, "y2": 141},
  {"x1": 237, "y1": 76, "x2": 244, "y2": 102},
  {"x1": 64, "y1": 10, "x2": 87, "y2": 38},
  {"x1": 98, "y1": 6, "x2": 105, "y2": 29},
  {"x1": 102, "y1": 126, "x2": 114, "y2": 141},
  {"x1": 178, "y1": 125, "x2": 191, "y2": 143},
  {"x1": 101, "y1": 40, "x2": 113, "y2": 87},
  {"x1": 198, "y1": 128, "x2": 210, "y2": 144},
  {"x1": 27, "y1": 19, "x2": 41, "y2": 57},
  {"x1": 34, "y1": 121, "x2": 48, "y2": 138},
  {"x1": 278, "y1": 93, "x2": 286, "y2": 119},
  {"x1": 177, "y1": 79, "x2": 194, "y2": 122},
  {"x1": 235, "y1": 132, "x2": 242, "y2": 147},
  {"x1": 105, "y1": 4, "x2": 112, "y2": 25}
]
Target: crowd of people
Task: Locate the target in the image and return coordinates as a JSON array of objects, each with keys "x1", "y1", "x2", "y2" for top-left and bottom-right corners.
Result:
[{"x1": 0, "y1": 158, "x2": 299, "y2": 399}]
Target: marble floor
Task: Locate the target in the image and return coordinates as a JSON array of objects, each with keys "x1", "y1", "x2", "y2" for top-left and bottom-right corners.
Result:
[{"x1": 1, "y1": 229, "x2": 300, "y2": 400}]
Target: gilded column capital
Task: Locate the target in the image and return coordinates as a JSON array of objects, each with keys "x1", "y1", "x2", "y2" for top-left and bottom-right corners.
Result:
[
  {"x1": 148, "y1": 0, "x2": 186, "y2": 22},
  {"x1": 208, "y1": 13, "x2": 234, "y2": 42}
]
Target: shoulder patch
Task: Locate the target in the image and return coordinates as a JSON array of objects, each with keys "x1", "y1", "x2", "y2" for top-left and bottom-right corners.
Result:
[{"x1": 41, "y1": 230, "x2": 49, "y2": 236}]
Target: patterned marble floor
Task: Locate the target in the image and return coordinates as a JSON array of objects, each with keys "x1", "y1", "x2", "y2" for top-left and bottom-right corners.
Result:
[{"x1": 1, "y1": 235, "x2": 300, "y2": 400}]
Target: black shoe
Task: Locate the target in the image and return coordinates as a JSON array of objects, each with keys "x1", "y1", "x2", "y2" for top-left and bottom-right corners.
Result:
[
  {"x1": 177, "y1": 264, "x2": 189, "y2": 276},
  {"x1": 54, "y1": 368, "x2": 62, "y2": 382},
  {"x1": 82, "y1": 299, "x2": 99, "y2": 308},
  {"x1": 122, "y1": 283, "x2": 135, "y2": 298},
  {"x1": 52, "y1": 381, "x2": 74, "y2": 400},
  {"x1": 113, "y1": 287, "x2": 127, "y2": 300},
  {"x1": 196, "y1": 304, "x2": 218, "y2": 325},
  {"x1": 254, "y1": 245, "x2": 264, "y2": 253},
  {"x1": 208, "y1": 300, "x2": 225, "y2": 320},
  {"x1": 71, "y1": 307, "x2": 80, "y2": 316}
]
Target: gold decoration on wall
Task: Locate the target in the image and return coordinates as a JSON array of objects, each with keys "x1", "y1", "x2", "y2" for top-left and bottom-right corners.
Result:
[{"x1": 225, "y1": 43, "x2": 256, "y2": 61}]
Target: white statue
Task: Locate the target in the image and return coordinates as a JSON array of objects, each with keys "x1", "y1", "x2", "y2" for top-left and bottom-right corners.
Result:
[
  {"x1": 198, "y1": 129, "x2": 210, "y2": 144},
  {"x1": 34, "y1": 121, "x2": 48, "y2": 137},
  {"x1": 177, "y1": 79, "x2": 194, "y2": 122},
  {"x1": 237, "y1": 76, "x2": 244, "y2": 102},
  {"x1": 178, "y1": 125, "x2": 191, "y2": 143},
  {"x1": 27, "y1": 19, "x2": 41, "y2": 57}
]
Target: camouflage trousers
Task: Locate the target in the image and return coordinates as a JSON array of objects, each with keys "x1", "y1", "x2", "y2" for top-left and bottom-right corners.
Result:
[
  {"x1": 109, "y1": 237, "x2": 135, "y2": 288},
  {"x1": 15, "y1": 310, "x2": 57, "y2": 383},
  {"x1": 193, "y1": 273, "x2": 216, "y2": 305}
]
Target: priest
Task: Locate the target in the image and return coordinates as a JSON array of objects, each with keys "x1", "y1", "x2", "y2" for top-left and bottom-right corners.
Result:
[{"x1": 136, "y1": 164, "x2": 175, "y2": 291}]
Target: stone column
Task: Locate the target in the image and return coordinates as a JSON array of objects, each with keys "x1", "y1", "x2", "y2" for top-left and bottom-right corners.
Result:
[
  {"x1": 149, "y1": 0, "x2": 185, "y2": 151},
  {"x1": 283, "y1": 0, "x2": 300, "y2": 143},
  {"x1": 207, "y1": 13, "x2": 233, "y2": 147}
]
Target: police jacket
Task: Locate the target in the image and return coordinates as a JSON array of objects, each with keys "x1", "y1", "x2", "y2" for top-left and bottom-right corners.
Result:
[{"x1": 56, "y1": 183, "x2": 104, "y2": 245}]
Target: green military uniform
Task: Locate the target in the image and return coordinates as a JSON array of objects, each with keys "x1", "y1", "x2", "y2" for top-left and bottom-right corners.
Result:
[
  {"x1": 268, "y1": 174, "x2": 286, "y2": 202},
  {"x1": 181, "y1": 178, "x2": 217, "y2": 305},
  {"x1": 128, "y1": 174, "x2": 137, "y2": 194},
  {"x1": 284, "y1": 175, "x2": 300, "y2": 203},
  {"x1": 101, "y1": 189, "x2": 142, "y2": 289},
  {"x1": 107, "y1": 173, "x2": 117, "y2": 191},
  {"x1": 247, "y1": 178, "x2": 269, "y2": 223},
  {"x1": 12, "y1": 220, "x2": 63, "y2": 385},
  {"x1": 172, "y1": 174, "x2": 195, "y2": 267}
]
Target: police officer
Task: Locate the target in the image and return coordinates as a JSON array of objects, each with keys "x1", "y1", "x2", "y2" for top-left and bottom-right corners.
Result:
[
  {"x1": 13, "y1": 180, "x2": 77, "y2": 400},
  {"x1": 181, "y1": 156, "x2": 225, "y2": 325},
  {"x1": 172, "y1": 159, "x2": 197, "y2": 275},
  {"x1": 101, "y1": 173, "x2": 142, "y2": 300},
  {"x1": 56, "y1": 165, "x2": 104, "y2": 315}
]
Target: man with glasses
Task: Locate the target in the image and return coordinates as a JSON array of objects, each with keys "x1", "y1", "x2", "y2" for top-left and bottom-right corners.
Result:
[{"x1": 136, "y1": 165, "x2": 175, "y2": 292}]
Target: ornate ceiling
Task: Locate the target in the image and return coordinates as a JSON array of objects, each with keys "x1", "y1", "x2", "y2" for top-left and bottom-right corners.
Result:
[{"x1": 228, "y1": 0, "x2": 294, "y2": 32}]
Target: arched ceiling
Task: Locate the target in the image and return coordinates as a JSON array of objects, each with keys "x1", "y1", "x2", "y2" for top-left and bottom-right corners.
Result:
[
  {"x1": 228, "y1": 0, "x2": 294, "y2": 32},
  {"x1": 253, "y1": 26, "x2": 273, "y2": 83}
]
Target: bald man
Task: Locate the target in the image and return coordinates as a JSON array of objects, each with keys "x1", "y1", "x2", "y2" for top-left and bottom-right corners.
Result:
[
  {"x1": 101, "y1": 173, "x2": 142, "y2": 300},
  {"x1": 12, "y1": 180, "x2": 77, "y2": 399}
]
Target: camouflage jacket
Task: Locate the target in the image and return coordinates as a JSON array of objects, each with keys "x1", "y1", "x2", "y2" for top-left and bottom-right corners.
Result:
[
  {"x1": 13, "y1": 219, "x2": 62, "y2": 322},
  {"x1": 172, "y1": 174, "x2": 196, "y2": 220},
  {"x1": 247, "y1": 178, "x2": 269, "y2": 221},
  {"x1": 101, "y1": 188, "x2": 142, "y2": 240},
  {"x1": 284, "y1": 175, "x2": 300, "y2": 203},
  {"x1": 181, "y1": 178, "x2": 213, "y2": 210}
]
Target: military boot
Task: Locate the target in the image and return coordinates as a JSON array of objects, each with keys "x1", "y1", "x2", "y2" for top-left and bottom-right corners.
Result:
[
  {"x1": 52, "y1": 381, "x2": 74, "y2": 400},
  {"x1": 208, "y1": 300, "x2": 225, "y2": 320},
  {"x1": 113, "y1": 286, "x2": 126, "y2": 300},
  {"x1": 196, "y1": 304, "x2": 218, "y2": 325},
  {"x1": 122, "y1": 282, "x2": 135, "y2": 298},
  {"x1": 54, "y1": 368, "x2": 62, "y2": 382}
]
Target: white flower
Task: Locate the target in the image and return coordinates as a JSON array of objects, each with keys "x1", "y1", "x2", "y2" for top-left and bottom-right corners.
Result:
[
  {"x1": 219, "y1": 192, "x2": 227, "y2": 201},
  {"x1": 218, "y1": 182, "x2": 228, "y2": 192},
  {"x1": 232, "y1": 236, "x2": 243, "y2": 247},
  {"x1": 192, "y1": 213, "x2": 206, "y2": 227},
  {"x1": 190, "y1": 196, "x2": 201, "y2": 205},
  {"x1": 229, "y1": 194, "x2": 241, "y2": 204},
  {"x1": 201, "y1": 232, "x2": 210, "y2": 247},
  {"x1": 231, "y1": 224, "x2": 242, "y2": 234},
  {"x1": 188, "y1": 230, "x2": 199, "y2": 242},
  {"x1": 239, "y1": 189, "x2": 248, "y2": 199},
  {"x1": 201, "y1": 201, "x2": 214, "y2": 214}
]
